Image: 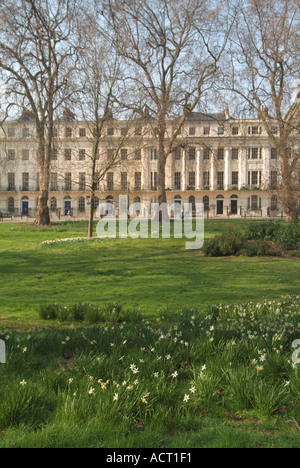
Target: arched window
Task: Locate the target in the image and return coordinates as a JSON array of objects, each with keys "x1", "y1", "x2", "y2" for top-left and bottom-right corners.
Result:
[
  {"x1": 189, "y1": 196, "x2": 196, "y2": 211},
  {"x1": 50, "y1": 197, "x2": 57, "y2": 210},
  {"x1": 78, "y1": 197, "x2": 85, "y2": 211},
  {"x1": 106, "y1": 195, "x2": 113, "y2": 204},
  {"x1": 248, "y1": 195, "x2": 261, "y2": 210},
  {"x1": 135, "y1": 196, "x2": 141, "y2": 204},
  {"x1": 8, "y1": 197, "x2": 14, "y2": 212},
  {"x1": 94, "y1": 196, "x2": 100, "y2": 210},
  {"x1": 203, "y1": 196, "x2": 209, "y2": 211}
]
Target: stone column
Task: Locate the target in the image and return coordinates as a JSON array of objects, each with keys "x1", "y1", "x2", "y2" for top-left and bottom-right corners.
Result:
[
  {"x1": 181, "y1": 148, "x2": 186, "y2": 191},
  {"x1": 210, "y1": 151, "x2": 216, "y2": 190},
  {"x1": 224, "y1": 147, "x2": 230, "y2": 190},
  {"x1": 196, "y1": 147, "x2": 201, "y2": 190},
  {"x1": 262, "y1": 147, "x2": 270, "y2": 189},
  {"x1": 239, "y1": 147, "x2": 247, "y2": 189}
]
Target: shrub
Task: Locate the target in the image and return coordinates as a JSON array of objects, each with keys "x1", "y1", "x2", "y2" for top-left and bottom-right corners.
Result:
[
  {"x1": 274, "y1": 221, "x2": 300, "y2": 251},
  {"x1": 240, "y1": 240, "x2": 280, "y2": 257},
  {"x1": 202, "y1": 231, "x2": 244, "y2": 257},
  {"x1": 244, "y1": 220, "x2": 299, "y2": 251}
]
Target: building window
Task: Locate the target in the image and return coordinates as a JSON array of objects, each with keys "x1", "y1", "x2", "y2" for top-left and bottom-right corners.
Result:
[
  {"x1": 248, "y1": 195, "x2": 261, "y2": 210},
  {"x1": 217, "y1": 148, "x2": 224, "y2": 160},
  {"x1": 150, "y1": 149, "x2": 157, "y2": 160},
  {"x1": 271, "y1": 196, "x2": 278, "y2": 210},
  {"x1": 50, "y1": 173, "x2": 58, "y2": 191},
  {"x1": 107, "y1": 172, "x2": 114, "y2": 191},
  {"x1": 8, "y1": 149, "x2": 15, "y2": 161},
  {"x1": 65, "y1": 173, "x2": 72, "y2": 191},
  {"x1": 7, "y1": 197, "x2": 15, "y2": 212},
  {"x1": 107, "y1": 127, "x2": 114, "y2": 136},
  {"x1": 78, "y1": 197, "x2": 85, "y2": 211},
  {"x1": 203, "y1": 171, "x2": 210, "y2": 188},
  {"x1": 135, "y1": 172, "x2": 141, "y2": 190},
  {"x1": 121, "y1": 127, "x2": 128, "y2": 137},
  {"x1": 79, "y1": 173, "x2": 86, "y2": 191},
  {"x1": 94, "y1": 197, "x2": 100, "y2": 210},
  {"x1": 218, "y1": 126, "x2": 224, "y2": 135},
  {"x1": 247, "y1": 148, "x2": 262, "y2": 160},
  {"x1": 248, "y1": 171, "x2": 262, "y2": 187},
  {"x1": 174, "y1": 172, "x2": 181, "y2": 190},
  {"x1": 232, "y1": 171, "x2": 239, "y2": 186},
  {"x1": 8, "y1": 173, "x2": 15, "y2": 191},
  {"x1": 203, "y1": 196, "x2": 210, "y2": 211},
  {"x1": 231, "y1": 148, "x2": 239, "y2": 160},
  {"x1": 232, "y1": 127, "x2": 239, "y2": 135},
  {"x1": 121, "y1": 172, "x2": 128, "y2": 190},
  {"x1": 248, "y1": 126, "x2": 261, "y2": 135},
  {"x1": 135, "y1": 127, "x2": 142, "y2": 136},
  {"x1": 189, "y1": 127, "x2": 196, "y2": 136},
  {"x1": 217, "y1": 171, "x2": 224, "y2": 188},
  {"x1": 79, "y1": 128, "x2": 86, "y2": 137},
  {"x1": 188, "y1": 172, "x2": 195, "y2": 188},
  {"x1": 151, "y1": 172, "x2": 157, "y2": 189},
  {"x1": 188, "y1": 148, "x2": 196, "y2": 160},
  {"x1": 50, "y1": 197, "x2": 57, "y2": 210},
  {"x1": 203, "y1": 148, "x2": 210, "y2": 160},
  {"x1": 121, "y1": 149, "x2": 128, "y2": 161},
  {"x1": 271, "y1": 148, "x2": 278, "y2": 160},
  {"x1": 203, "y1": 127, "x2": 210, "y2": 136},
  {"x1": 189, "y1": 196, "x2": 196, "y2": 211},
  {"x1": 22, "y1": 173, "x2": 29, "y2": 191}
]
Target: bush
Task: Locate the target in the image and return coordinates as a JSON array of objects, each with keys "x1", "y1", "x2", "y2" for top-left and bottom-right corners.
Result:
[
  {"x1": 244, "y1": 221, "x2": 281, "y2": 241},
  {"x1": 274, "y1": 221, "x2": 300, "y2": 251},
  {"x1": 240, "y1": 240, "x2": 280, "y2": 257},
  {"x1": 244, "y1": 220, "x2": 299, "y2": 251},
  {"x1": 202, "y1": 231, "x2": 244, "y2": 257}
]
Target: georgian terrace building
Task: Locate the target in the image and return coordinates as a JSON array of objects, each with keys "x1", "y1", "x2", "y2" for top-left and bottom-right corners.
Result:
[{"x1": 0, "y1": 108, "x2": 285, "y2": 220}]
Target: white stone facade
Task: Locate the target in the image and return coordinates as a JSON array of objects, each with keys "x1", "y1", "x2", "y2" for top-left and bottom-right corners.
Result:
[{"x1": 0, "y1": 111, "x2": 285, "y2": 220}]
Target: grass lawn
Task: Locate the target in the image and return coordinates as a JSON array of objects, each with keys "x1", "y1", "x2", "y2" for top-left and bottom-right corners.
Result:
[
  {"x1": 0, "y1": 219, "x2": 299, "y2": 325},
  {"x1": 0, "y1": 219, "x2": 299, "y2": 448}
]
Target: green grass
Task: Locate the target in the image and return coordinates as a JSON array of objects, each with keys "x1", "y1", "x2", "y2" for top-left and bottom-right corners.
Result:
[
  {"x1": 0, "y1": 298, "x2": 299, "y2": 448},
  {"x1": 0, "y1": 219, "x2": 299, "y2": 325},
  {"x1": 0, "y1": 219, "x2": 299, "y2": 448}
]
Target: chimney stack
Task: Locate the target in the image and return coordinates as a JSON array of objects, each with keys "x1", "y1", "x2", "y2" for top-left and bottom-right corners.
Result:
[{"x1": 225, "y1": 104, "x2": 230, "y2": 120}]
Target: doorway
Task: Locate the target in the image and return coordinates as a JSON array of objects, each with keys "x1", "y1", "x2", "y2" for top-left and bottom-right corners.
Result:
[
  {"x1": 22, "y1": 201, "x2": 29, "y2": 216},
  {"x1": 231, "y1": 199, "x2": 238, "y2": 215},
  {"x1": 64, "y1": 200, "x2": 72, "y2": 216},
  {"x1": 216, "y1": 199, "x2": 223, "y2": 215}
]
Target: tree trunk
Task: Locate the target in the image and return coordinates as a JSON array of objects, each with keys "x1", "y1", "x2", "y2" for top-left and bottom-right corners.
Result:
[
  {"x1": 156, "y1": 135, "x2": 169, "y2": 223},
  {"x1": 35, "y1": 128, "x2": 51, "y2": 226},
  {"x1": 280, "y1": 154, "x2": 299, "y2": 222},
  {"x1": 35, "y1": 189, "x2": 50, "y2": 226},
  {"x1": 88, "y1": 191, "x2": 95, "y2": 239}
]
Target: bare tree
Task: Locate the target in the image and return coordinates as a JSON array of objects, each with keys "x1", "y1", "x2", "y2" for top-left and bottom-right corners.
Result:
[
  {"x1": 225, "y1": 0, "x2": 300, "y2": 220},
  {"x1": 101, "y1": 0, "x2": 233, "y2": 219},
  {"x1": 0, "y1": 0, "x2": 80, "y2": 225},
  {"x1": 70, "y1": 16, "x2": 138, "y2": 238}
]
